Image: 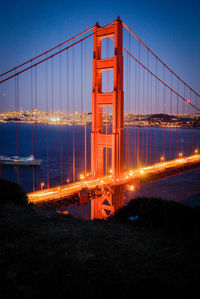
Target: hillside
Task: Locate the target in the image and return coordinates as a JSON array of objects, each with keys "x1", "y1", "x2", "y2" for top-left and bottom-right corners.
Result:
[{"x1": 0, "y1": 178, "x2": 200, "y2": 298}]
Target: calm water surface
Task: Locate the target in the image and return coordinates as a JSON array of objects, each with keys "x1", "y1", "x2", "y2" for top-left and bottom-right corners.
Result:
[{"x1": 0, "y1": 123, "x2": 199, "y2": 194}]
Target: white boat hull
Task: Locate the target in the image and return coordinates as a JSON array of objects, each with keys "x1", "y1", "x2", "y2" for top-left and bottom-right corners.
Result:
[{"x1": 0, "y1": 155, "x2": 42, "y2": 166}]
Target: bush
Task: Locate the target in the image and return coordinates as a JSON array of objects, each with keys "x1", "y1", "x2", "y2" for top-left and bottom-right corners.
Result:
[
  {"x1": 110, "y1": 197, "x2": 200, "y2": 234},
  {"x1": 0, "y1": 178, "x2": 28, "y2": 206}
]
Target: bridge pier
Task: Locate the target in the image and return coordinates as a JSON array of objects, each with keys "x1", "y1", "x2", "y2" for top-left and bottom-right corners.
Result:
[{"x1": 91, "y1": 184, "x2": 126, "y2": 219}]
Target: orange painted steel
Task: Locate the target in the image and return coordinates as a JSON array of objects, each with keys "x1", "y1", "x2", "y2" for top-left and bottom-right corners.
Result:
[
  {"x1": 91, "y1": 17, "x2": 124, "y2": 180},
  {"x1": 90, "y1": 17, "x2": 125, "y2": 219}
]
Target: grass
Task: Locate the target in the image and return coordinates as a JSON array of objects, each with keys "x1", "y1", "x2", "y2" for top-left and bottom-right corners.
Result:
[{"x1": 0, "y1": 178, "x2": 200, "y2": 298}]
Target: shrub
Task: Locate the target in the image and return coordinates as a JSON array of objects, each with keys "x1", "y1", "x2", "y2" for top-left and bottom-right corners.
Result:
[
  {"x1": 0, "y1": 178, "x2": 28, "y2": 206},
  {"x1": 110, "y1": 197, "x2": 199, "y2": 233}
]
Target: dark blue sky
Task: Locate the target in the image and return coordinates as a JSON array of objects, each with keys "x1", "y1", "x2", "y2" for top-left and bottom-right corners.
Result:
[{"x1": 0, "y1": 0, "x2": 200, "y2": 112}]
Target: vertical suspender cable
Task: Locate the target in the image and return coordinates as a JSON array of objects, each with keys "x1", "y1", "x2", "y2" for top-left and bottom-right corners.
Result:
[
  {"x1": 128, "y1": 32, "x2": 131, "y2": 168},
  {"x1": 130, "y1": 38, "x2": 133, "y2": 168},
  {"x1": 84, "y1": 37, "x2": 87, "y2": 178},
  {"x1": 182, "y1": 83, "x2": 186, "y2": 154},
  {"x1": 137, "y1": 42, "x2": 140, "y2": 167},
  {"x1": 31, "y1": 62, "x2": 35, "y2": 191},
  {"x1": 60, "y1": 48, "x2": 63, "y2": 185},
  {"x1": 142, "y1": 64, "x2": 145, "y2": 164},
  {"x1": 190, "y1": 89, "x2": 194, "y2": 153},
  {"x1": 35, "y1": 66, "x2": 38, "y2": 188},
  {"x1": 45, "y1": 55, "x2": 49, "y2": 188},
  {"x1": 81, "y1": 41, "x2": 84, "y2": 173},
  {"x1": 15, "y1": 73, "x2": 20, "y2": 184},
  {"x1": 176, "y1": 79, "x2": 179, "y2": 157},
  {"x1": 169, "y1": 72, "x2": 172, "y2": 159},
  {"x1": 146, "y1": 50, "x2": 149, "y2": 164},
  {"x1": 52, "y1": 57, "x2": 55, "y2": 186},
  {"x1": 134, "y1": 59, "x2": 137, "y2": 167},
  {"x1": 154, "y1": 59, "x2": 157, "y2": 162},
  {"x1": 195, "y1": 95, "x2": 198, "y2": 151},
  {"x1": 150, "y1": 72, "x2": 152, "y2": 163},
  {"x1": 66, "y1": 49, "x2": 69, "y2": 183},
  {"x1": 162, "y1": 65, "x2": 165, "y2": 158},
  {"x1": 17, "y1": 75, "x2": 20, "y2": 184},
  {"x1": 73, "y1": 41, "x2": 75, "y2": 182}
]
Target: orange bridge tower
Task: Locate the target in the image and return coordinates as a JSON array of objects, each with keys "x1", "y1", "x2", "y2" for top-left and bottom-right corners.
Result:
[{"x1": 91, "y1": 17, "x2": 125, "y2": 219}]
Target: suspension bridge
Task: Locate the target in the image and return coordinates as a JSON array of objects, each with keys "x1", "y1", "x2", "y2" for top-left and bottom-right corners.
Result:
[{"x1": 0, "y1": 17, "x2": 200, "y2": 219}]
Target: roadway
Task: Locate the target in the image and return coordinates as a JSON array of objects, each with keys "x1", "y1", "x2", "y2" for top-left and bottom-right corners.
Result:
[{"x1": 28, "y1": 154, "x2": 200, "y2": 205}]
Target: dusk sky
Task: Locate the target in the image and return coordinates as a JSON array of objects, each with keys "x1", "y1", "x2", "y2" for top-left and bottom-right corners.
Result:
[{"x1": 0, "y1": 0, "x2": 199, "y2": 112}]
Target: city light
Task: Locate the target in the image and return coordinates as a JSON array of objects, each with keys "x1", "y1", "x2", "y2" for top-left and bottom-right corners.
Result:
[
  {"x1": 50, "y1": 117, "x2": 61, "y2": 122},
  {"x1": 179, "y1": 152, "x2": 183, "y2": 158},
  {"x1": 140, "y1": 169, "x2": 144, "y2": 174},
  {"x1": 0, "y1": 110, "x2": 199, "y2": 128}
]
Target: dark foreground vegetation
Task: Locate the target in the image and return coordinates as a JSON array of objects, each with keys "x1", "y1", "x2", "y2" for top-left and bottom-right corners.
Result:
[{"x1": 0, "y1": 178, "x2": 200, "y2": 298}]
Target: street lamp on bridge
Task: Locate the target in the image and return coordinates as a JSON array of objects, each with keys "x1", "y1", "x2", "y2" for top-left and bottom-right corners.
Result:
[{"x1": 160, "y1": 156, "x2": 165, "y2": 162}]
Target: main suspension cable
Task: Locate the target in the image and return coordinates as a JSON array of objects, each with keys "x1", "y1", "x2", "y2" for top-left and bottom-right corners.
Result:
[
  {"x1": 123, "y1": 48, "x2": 200, "y2": 113},
  {"x1": 122, "y1": 22, "x2": 200, "y2": 99},
  {"x1": 0, "y1": 26, "x2": 93, "y2": 78},
  {"x1": 0, "y1": 32, "x2": 94, "y2": 84}
]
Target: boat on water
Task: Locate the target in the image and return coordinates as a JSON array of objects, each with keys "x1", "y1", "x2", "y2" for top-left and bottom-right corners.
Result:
[{"x1": 0, "y1": 155, "x2": 42, "y2": 166}]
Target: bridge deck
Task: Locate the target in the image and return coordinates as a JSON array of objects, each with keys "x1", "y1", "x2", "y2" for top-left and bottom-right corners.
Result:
[{"x1": 28, "y1": 154, "x2": 200, "y2": 205}]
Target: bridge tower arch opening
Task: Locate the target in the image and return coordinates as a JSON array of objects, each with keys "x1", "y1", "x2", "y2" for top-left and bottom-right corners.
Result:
[{"x1": 91, "y1": 17, "x2": 125, "y2": 219}]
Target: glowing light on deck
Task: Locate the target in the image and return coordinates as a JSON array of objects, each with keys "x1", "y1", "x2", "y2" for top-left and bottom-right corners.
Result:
[
  {"x1": 63, "y1": 184, "x2": 82, "y2": 191},
  {"x1": 128, "y1": 185, "x2": 135, "y2": 191},
  {"x1": 32, "y1": 190, "x2": 58, "y2": 197},
  {"x1": 80, "y1": 174, "x2": 85, "y2": 180},
  {"x1": 28, "y1": 154, "x2": 200, "y2": 204},
  {"x1": 40, "y1": 182, "x2": 45, "y2": 189}
]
